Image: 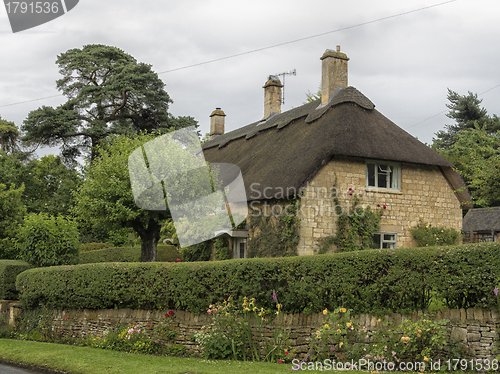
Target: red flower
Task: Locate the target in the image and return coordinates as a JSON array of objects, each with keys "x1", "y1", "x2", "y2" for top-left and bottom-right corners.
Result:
[
  {"x1": 168, "y1": 310, "x2": 175, "y2": 316},
  {"x1": 278, "y1": 360, "x2": 283, "y2": 364},
  {"x1": 383, "y1": 205, "x2": 386, "y2": 209},
  {"x1": 147, "y1": 323, "x2": 150, "y2": 327},
  {"x1": 177, "y1": 258, "x2": 181, "y2": 262},
  {"x1": 285, "y1": 351, "x2": 289, "y2": 355},
  {"x1": 165, "y1": 313, "x2": 168, "y2": 317}
]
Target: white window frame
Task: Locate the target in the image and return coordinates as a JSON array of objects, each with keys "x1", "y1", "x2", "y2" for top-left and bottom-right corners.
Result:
[
  {"x1": 366, "y1": 161, "x2": 401, "y2": 191},
  {"x1": 373, "y1": 232, "x2": 397, "y2": 249}
]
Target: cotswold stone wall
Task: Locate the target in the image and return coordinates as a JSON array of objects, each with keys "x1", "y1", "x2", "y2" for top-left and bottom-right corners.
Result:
[
  {"x1": 298, "y1": 156, "x2": 463, "y2": 255},
  {"x1": 12, "y1": 306, "x2": 497, "y2": 360}
]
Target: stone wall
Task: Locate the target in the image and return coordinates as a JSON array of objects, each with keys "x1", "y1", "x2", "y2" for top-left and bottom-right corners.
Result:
[
  {"x1": 12, "y1": 306, "x2": 497, "y2": 361},
  {"x1": 298, "y1": 156, "x2": 463, "y2": 255}
]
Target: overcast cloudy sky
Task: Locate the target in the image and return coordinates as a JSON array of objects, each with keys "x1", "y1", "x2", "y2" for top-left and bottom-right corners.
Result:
[{"x1": 0, "y1": 0, "x2": 499, "y2": 158}]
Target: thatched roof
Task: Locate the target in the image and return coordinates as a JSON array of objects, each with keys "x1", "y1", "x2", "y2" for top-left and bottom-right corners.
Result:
[
  {"x1": 463, "y1": 207, "x2": 500, "y2": 232},
  {"x1": 203, "y1": 87, "x2": 471, "y2": 208}
]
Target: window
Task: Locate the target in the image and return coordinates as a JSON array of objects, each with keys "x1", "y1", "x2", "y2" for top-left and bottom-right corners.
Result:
[
  {"x1": 233, "y1": 238, "x2": 247, "y2": 258},
  {"x1": 372, "y1": 232, "x2": 397, "y2": 249},
  {"x1": 366, "y1": 162, "x2": 400, "y2": 190}
]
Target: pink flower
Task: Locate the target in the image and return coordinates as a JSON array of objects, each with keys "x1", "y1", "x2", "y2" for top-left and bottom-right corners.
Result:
[
  {"x1": 147, "y1": 323, "x2": 150, "y2": 327},
  {"x1": 278, "y1": 360, "x2": 283, "y2": 364},
  {"x1": 494, "y1": 287, "x2": 499, "y2": 296},
  {"x1": 155, "y1": 340, "x2": 159, "y2": 344},
  {"x1": 273, "y1": 291, "x2": 277, "y2": 301},
  {"x1": 207, "y1": 310, "x2": 212, "y2": 314},
  {"x1": 383, "y1": 205, "x2": 386, "y2": 209},
  {"x1": 177, "y1": 258, "x2": 181, "y2": 262}
]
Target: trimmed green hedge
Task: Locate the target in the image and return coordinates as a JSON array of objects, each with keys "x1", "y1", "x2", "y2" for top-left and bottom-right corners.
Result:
[
  {"x1": 16, "y1": 243, "x2": 500, "y2": 315},
  {"x1": 0, "y1": 260, "x2": 32, "y2": 300},
  {"x1": 79, "y1": 245, "x2": 179, "y2": 264}
]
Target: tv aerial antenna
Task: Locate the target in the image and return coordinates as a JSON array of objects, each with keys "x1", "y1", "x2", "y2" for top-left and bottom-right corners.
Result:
[{"x1": 275, "y1": 69, "x2": 296, "y2": 105}]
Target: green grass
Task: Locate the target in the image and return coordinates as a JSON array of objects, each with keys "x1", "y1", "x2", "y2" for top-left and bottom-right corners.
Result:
[{"x1": 0, "y1": 339, "x2": 297, "y2": 374}]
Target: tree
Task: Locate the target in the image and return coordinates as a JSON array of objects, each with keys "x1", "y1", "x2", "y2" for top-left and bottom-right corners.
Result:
[
  {"x1": 444, "y1": 126, "x2": 500, "y2": 207},
  {"x1": 0, "y1": 117, "x2": 20, "y2": 155},
  {"x1": 0, "y1": 152, "x2": 80, "y2": 216},
  {"x1": 72, "y1": 133, "x2": 169, "y2": 262},
  {"x1": 0, "y1": 183, "x2": 26, "y2": 259},
  {"x1": 22, "y1": 44, "x2": 197, "y2": 164},
  {"x1": 433, "y1": 89, "x2": 500, "y2": 150}
]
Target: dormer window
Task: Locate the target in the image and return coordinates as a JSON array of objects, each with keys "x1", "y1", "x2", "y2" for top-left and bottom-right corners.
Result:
[{"x1": 366, "y1": 161, "x2": 400, "y2": 191}]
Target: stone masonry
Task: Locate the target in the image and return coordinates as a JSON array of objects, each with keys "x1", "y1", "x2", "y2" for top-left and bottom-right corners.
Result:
[
  {"x1": 298, "y1": 156, "x2": 463, "y2": 255},
  {"x1": 10, "y1": 306, "x2": 494, "y2": 361}
]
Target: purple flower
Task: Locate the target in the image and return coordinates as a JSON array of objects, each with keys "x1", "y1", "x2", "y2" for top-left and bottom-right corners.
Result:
[
  {"x1": 272, "y1": 291, "x2": 277, "y2": 301},
  {"x1": 494, "y1": 287, "x2": 499, "y2": 296}
]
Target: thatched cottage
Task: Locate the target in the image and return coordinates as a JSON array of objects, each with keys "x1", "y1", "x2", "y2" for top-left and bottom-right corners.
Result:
[{"x1": 202, "y1": 47, "x2": 471, "y2": 258}]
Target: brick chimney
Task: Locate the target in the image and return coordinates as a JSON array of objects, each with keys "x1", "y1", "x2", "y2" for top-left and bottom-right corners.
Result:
[
  {"x1": 209, "y1": 108, "x2": 225, "y2": 139},
  {"x1": 263, "y1": 75, "x2": 283, "y2": 119},
  {"x1": 320, "y1": 46, "x2": 349, "y2": 105}
]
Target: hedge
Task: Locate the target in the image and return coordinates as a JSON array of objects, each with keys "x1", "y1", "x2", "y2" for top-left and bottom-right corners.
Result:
[
  {"x1": 79, "y1": 245, "x2": 179, "y2": 264},
  {"x1": 16, "y1": 243, "x2": 500, "y2": 315},
  {"x1": 0, "y1": 260, "x2": 32, "y2": 300}
]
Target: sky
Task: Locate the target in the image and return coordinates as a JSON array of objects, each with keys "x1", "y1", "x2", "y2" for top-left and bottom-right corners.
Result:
[{"x1": 1, "y1": 0, "x2": 499, "y2": 159}]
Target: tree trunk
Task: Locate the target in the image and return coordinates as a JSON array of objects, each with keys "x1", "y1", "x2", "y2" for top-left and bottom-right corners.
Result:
[{"x1": 138, "y1": 219, "x2": 160, "y2": 262}]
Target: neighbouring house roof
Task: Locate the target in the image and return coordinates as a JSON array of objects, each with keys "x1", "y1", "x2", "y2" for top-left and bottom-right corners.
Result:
[
  {"x1": 202, "y1": 86, "x2": 471, "y2": 208},
  {"x1": 463, "y1": 207, "x2": 500, "y2": 232}
]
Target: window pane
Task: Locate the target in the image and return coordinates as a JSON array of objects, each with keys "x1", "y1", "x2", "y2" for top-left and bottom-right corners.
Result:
[
  {"x1": 384, "y1": 234, "x2": 395, "y2": 241},
  {"x1": 372, "y1": 234, "x2": 381, "y2": 249},
  {"x1": 367, "y1": 164, "x2": 375, "y2": 186},
  {"x1": 239, "y1": 242, "x2": 245, "y2": 258}
]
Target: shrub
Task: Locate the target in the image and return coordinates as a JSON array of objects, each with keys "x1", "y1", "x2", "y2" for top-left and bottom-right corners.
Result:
[
  {"x1": 410, "y1": 219, "x2": 460, "y2": 247},
  {"x1": 78, "y1": 245, "x2": 179, "y2": 264},
  {"x1": 16, "y1": 243, "x2": 500, "y2": 315},
  {"x1": 79, "y1": 242, "x2": 114, "y2": 252},
  {"x1": 18, "y1": 213, "x2": 79, "y2": 267},
  {"x1": 0, "y1": 260, "x2": 31, "y2": 299}
]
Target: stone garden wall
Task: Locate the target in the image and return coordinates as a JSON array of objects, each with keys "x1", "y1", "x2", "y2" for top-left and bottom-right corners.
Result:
[{"x1": 10, "y1": 305, "x2": 496, "y2": 361}]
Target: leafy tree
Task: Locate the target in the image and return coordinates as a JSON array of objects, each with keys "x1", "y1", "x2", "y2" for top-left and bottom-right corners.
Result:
[
  {"x1": 433, "y1": 89, "x2": 500, "y2": 150},
  {"x1": 444, "y1": 126, "x2": 500, "y2": 207},
  {"x1": 72, "y1": 133, "x2": 169, "y2": 262},
  {"x1": 18, "y1": 213, "x2": 79, "y2": 267},
  {"x1": 0, "y1": 183, "x2": 26, "y2": 259},
  {"x1": 0, "y1": 152, "x2": 80, "y2": 216},
  {"x1": 303, "y1": 86, "x2": 322, "y2": 104},
  {"x1": 0, "y1": 117, "x2": 20, "y2": 155},
  {"x1": 22, "y1": 44, "x2": 197, "y2": 164}
]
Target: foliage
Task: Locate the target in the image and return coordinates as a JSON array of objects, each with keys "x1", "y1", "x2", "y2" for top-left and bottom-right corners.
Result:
[
  {"x1": 13, "y1": 305, "x2": 59, "y2": 341},
  {"x1": 72, "y1": 133, "x2": 169, "y2": 262},
  {"x1": 410, "y1": 219, "x2": 461, "y2": 247},
  {"x1": 81, "y1": 312, "x2": 183, "y2": 355},
  {"x1": 433, "y1": 88, "x2": 500, "y2": 151},
  {"x1": 303, "y1": 86, "x2": 322, "y2": 104},
  {"x1": 441, "y1": 127, "x2": 500, "y2": 207},
  {"x1": 247, "y1": 198, "x2": 300, "y2": 258},
  {"x1": 330, "y1": 190, "x2": 384, "y2": 252},
  {"x1": 16, "y1": 243, "x2": 500, "y2": 315},
  {"x1": 0, "y1": 260, "x2": 31, "y2": 299},
  {"x1": 0, "y1": 183, "x2": 26, "y2": 259},
  {"x1": 79, "y1": 242, "x2": 115, "y2": 252},
  {"x1": 17, "y1": 213, "x2": 79, "y2": 267},
  {"x1": 0, "y1": 153, "x2": 81, "y2": 217},
  {"x1": 194, "y1": 295, "x2": 289, "y2": 362},
  {"x1": 214, "y1": 237, "x2": 231, "y2": 260},
  {"x1": 21, "y1": 44, "x2": 197, "y2": 163},
  {"x1": 309, "y1": 309, "x2": 454, "y2": 368},
  {"x1": 180, "y1": 241, "x2": 212, "y2": 262},
  {"x1": 0, "y1": 117, "x2": 20, "y2": 154},
  {"x1": 78, "y1": 244, "x2": 179, "y2": 264}
]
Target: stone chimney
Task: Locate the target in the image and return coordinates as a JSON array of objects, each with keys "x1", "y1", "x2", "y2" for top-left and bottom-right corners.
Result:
[
  {"x1": 209, "y1": 108, "x2": 225, "y2": 139},
  {"x1": 263, "y1": 75, "x2": 283, "y2": 119},
  {"x1": 320, "y1": 46, "x2": 349, "y2": 105}
]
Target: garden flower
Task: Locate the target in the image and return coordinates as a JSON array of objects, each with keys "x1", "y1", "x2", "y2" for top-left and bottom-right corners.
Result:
[
  {"x1": 341, "y1": 308, "x2": 346, "y2": 313},
  {"x1": 494, "y1": 287, "x2": 499, "y2": 296},
  {"x1": 146, "y1": 323, "x2": 150, "y2": 327},
  {"x1": 346, "y1": 322, "x2": 352, "y2": 328},
  {"x1": 423, "y1": 357, "x2": 429, "y2": 362},
  {"x1": 176, "y1": 258, "x2": 181, "y2": 262},
  {"x1": 278, "y1": 360, "x2": 283, "y2": 364},
  {"x1": 168, "y1": 310, "x2": 175, "y2": 316},
  {"x1": 401, "y1": 336, "x2": 411, "y2": 343},
  {"x1": 323, "y1": 308, "x2": 328, "y2": 315},
  {"x1": 273, "y1": 291, "x2": 277, "y2": 301},
  {"x1": 339, "y1": 342, "x2": 343, "y2": 347}
]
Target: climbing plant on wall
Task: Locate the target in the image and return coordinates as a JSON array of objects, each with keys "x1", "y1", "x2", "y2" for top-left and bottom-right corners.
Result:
[{"x1": 247, "y1": 197, "x2": 300, "y2": 258}]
